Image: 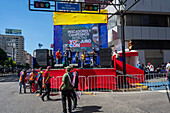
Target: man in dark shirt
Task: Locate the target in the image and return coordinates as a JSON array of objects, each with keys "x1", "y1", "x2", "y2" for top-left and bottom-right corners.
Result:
[
  {"x1": 92, "y1": 48, "x2": 98, "y2": 67},
  {"x1": 65, "y1": 47, "x2": 72, "y2": 66}
]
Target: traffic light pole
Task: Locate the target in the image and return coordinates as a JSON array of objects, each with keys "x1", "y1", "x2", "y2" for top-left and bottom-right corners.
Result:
[
  {"x1": 120, "y1": 11, "x2": 126, "y2": 75},
  {"x1": 120, "y1": 11, "x2": 127, "y2": 88}
]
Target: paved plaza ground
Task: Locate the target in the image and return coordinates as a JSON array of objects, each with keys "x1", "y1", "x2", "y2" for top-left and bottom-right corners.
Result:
[{"x1": 0, "y1": 75, "x2": 170, "y2": 113}]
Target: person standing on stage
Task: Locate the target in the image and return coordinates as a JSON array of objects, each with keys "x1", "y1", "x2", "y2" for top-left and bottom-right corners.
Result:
[
  {"x1": 70, "y1": 65, "x2": 79, "y2": 110},
  {"x1": 41, "y1": 66, "x2": 52, "y2": 101},
  {"x1": 36, "y1": 67, "x2": 43, "y2": 97},
  {"x1": 111, "y1": 50, "x2": 119, "y2": 68},
  {"x1": 92, "y1": 48, "x2": 98, "y2": 67},
  {"x1": 29, "y1": 69, "x2": 37, "y2": 93},
  {"x1": 75, "y1": 51, "x2": 79, "y2": 66},
  {"x1": 19, "y1": 70, "x2": 27, "y2": 94},
  {"x1": 113, "y1": 50, "x2": 119, "y2": 60},
  {"x1": 56, "y1": 49, "x2": 63, "y2": 64},
  {"x1": 66, "y1": 47, "x2": 72, "y2": 66},
  {"x1": 59, "y1": 66, "x2": 73, "y2": 113},
  {"x1": 81, "y1": 51, "x2": 86, "y2": 68}
]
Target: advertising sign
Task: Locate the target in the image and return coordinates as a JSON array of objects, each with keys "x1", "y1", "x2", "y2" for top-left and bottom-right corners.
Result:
[
  {"x1": 62, "y1": 24, "x2": 100, "y2": 52},
  {"x1": 57, "y1": 3, "x2": 80, "y2": 11},
  {"x1": 5, "y1": 29, "x2": 22, "y2": 35}
]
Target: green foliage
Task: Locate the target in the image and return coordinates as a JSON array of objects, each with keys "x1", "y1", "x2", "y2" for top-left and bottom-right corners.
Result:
[
  {"x1": 4, "y1": 57, "x2": 15, "y2": 68},
  {"x1": 24, "y1": 63, "x2": 30, "y2": 69},
  {"x1": 0, "y1": 48, "x2": 7, "y2": 65}
]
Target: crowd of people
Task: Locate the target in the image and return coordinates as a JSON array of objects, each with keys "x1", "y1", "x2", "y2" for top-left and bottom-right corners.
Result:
[
  {"x1": 18, "y1": 65, "x2": 79, "y2": 113},
  {"x1": 55, "y1": 47, "x2": 98, "y2": 68},
  {"x1": 136, "y1": 61, "x2": 170, "y2": 74}
]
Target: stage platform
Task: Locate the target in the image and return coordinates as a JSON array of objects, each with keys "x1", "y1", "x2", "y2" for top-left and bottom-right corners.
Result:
[
  {"x1": 49, "y1": 68, "x2": 116, "y2": 78},
  {"x1": 46, "y1": 59, "x2": 145, "y2": 91}
]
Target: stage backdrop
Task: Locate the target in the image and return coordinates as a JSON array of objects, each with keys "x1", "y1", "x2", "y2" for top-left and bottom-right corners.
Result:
[
  {"x1": 54, "y1": 24, "x2": 107, "y2": 52},
  {"x1": 53, "y1": 11, "x2": 108, "y2": 64}
]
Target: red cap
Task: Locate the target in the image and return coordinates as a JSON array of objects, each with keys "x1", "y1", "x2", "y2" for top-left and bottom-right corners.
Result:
[{"x1": 148, "y1": 63, "x2": 150, "y2": 65}]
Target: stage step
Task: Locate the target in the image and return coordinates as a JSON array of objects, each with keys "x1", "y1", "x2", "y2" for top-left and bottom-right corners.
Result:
[
  {"x1": 69, "y1": 64, "x2": 78, "y2": 67},
  {"x1": 54, "y1": 64, "x2": 63, "y2": 68}
]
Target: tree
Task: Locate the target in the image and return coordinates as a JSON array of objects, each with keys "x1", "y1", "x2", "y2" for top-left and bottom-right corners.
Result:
[
  {"x1": 23, "y1": 63, "x2": 30, "y2": 69},
  {"x1": 4, "y1": 57, "x2": 17, "y2": 72},
  {"x1": 0, "y1": 48, "x2": 7, "y2": 65}
]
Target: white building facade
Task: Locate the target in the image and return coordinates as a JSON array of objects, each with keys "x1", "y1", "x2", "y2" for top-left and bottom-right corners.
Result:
[
  {"x1": 0, "y1": 34, "x2": 6, "y2": 51},
  {"x1": 1, "y1": 35, "x2": 24, "y2": 65},
  {"x1": 108, "y1": 0, "x2": 170, "y2": 67}
]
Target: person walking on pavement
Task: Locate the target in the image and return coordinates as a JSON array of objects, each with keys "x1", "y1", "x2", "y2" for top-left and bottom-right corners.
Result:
[
  {"x1": 70, "y1": 65, "x2": 79, "y2": 110},
  {"x1": 59, "y1": 66, "x2": 73, "y2": 113},
  {"x1": 166, "y1": 62, "x2": 170, "y2": 90},
  {"x1": 41, "y1": 66, "x2": 52, "y2": 101},
  {"x1": 19, "y1": 70, "x2": 27, "y2": 94},
  {"x1": 29, "y1": 69, "x2": 37, "y2": 93},
  {"x1": 36, "y1": 67, "x2": 43, "y2": 97}
]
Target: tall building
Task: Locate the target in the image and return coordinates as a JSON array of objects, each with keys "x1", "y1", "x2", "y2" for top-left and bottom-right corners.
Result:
[
  {"x1": 0, "y1": 34, "x2": 6, "y2": 51},
  {"x1": 108, "y1": 0, "x2": 170, "y2": 67},
  {"x1": 1, "y1": 35, "x2": 24, "y2": 65},
  {"x1": 24, "y1": 51, "x2": 32, "y2": 67}
]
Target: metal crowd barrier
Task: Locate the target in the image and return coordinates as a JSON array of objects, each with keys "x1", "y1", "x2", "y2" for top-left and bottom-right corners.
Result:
[
  {"x1": 87, "y1": 75, "x2": 117, "y2": 94},
  {"x1": 117, "y1": 73, "x2": 168, "y2": 91},
  {"x1": 50, "y1": 76, "x2": 87, "y2": 94},
  {"x1": 78, "y1": 76, "x2": 86, "y2": 93},
  {"x1": 50, "y1": 77, "x2": 58, "y2": 92},
  {"x1": 50, "y1": 73, "x2": 169, "y2": 94},
  {"x1": 117, "y1": 74, "x2": 145, "y2": 91},
  {"x1": 144, "y1": 73, "x2": 168, "y2": 90}
]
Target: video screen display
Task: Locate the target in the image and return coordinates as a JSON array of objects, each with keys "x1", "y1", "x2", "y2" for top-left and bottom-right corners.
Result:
[{"x1": 62, "y1": 24, "x2": 100, "y2": 52}]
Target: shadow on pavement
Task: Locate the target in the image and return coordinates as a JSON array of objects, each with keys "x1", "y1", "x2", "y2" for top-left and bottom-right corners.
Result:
[
  {"x1": 49, "y1": 98, "x2": 62, "y2": 101},
  {"x1": 74, "y1": 106, "x2": 103, "y2": 113}
]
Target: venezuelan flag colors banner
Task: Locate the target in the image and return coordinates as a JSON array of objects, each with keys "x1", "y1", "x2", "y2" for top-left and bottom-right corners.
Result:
[{"x1": 53, "y1": 10, "x2": 108, "y2": 25}]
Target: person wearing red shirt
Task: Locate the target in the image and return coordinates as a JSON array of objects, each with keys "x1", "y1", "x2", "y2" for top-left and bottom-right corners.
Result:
[
  {"x1": 56, "y1": 49, "x2": 63, "y2": 64},
  {"x1": 41, "y1": 66, "x2": 52, "y2": 101},
  {"x1": 29, "y1": 69, "x2": 37, "y2": 93}
]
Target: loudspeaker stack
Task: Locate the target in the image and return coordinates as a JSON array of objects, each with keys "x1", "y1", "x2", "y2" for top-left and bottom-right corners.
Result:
[
  {"x1": 36, "y1": 49, "x2": 49, "y2": 68},
  {"x1": 99, "y1": 48, "x2": 112, "y2": 67}
]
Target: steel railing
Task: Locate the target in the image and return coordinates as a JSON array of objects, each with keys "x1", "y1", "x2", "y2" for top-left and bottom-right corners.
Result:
[
  {"x1": 117, "y1": 74, "x2": 145, "y2": 91},
  {"x1": 49, "y1": 73, "x2": 169, "y2": 93},
  {"x1": 87, "y1": 75, "x2": 117, "y2": 93},
  {"x1": 144, "y1": 73, "x2": 168, "y2": 90}
]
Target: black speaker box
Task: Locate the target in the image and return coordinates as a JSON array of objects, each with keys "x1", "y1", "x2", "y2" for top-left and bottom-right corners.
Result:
[
  {"x1": 99, "y1": 48, "x2": 112, "y2": 67},
  {"x1": 36, "y1": 49, "x2": 49, "y2": 67}
]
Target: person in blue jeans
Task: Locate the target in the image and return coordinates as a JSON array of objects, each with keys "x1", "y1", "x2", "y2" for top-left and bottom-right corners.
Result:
[
  {"x1": 166, "y1": 62, "x2": 170, "y2": 90},
  {"x1": 19, "y1": 70, "x2": 27, "y2": 94},
  {"x1": 36, "y1": 67, "x2": 43, "y2": 97}
]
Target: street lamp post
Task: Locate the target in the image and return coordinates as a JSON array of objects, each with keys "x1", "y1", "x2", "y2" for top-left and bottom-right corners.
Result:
[{"x1": 120, "y1": 11, "x2": 126, "y2": 74}]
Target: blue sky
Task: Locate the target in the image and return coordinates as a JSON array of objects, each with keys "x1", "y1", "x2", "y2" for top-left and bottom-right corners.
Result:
[{"x1": 0, "y1": 0, "x2": 53, "y2": 55}]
